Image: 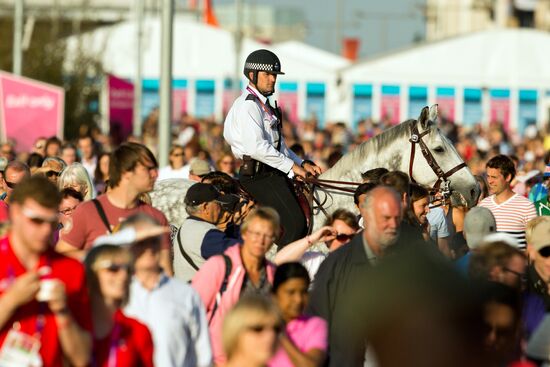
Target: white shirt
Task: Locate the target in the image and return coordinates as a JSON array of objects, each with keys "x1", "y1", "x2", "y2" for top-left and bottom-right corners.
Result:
[
  {"x1": 223, "y1": 85, "x2": 302, "y2": 176},
  {"x1": 125, "y1": 274, "x2": 212, "y2": 367},
  {"x1": 157, "y1": 165, "x2": 190, "y2": 181},
  {"x1": 301, "y1": 251, "x2": 327, "y2": 286},
  {"x1": 81, "y1": 155, "x2": 97, "y2": 180}
]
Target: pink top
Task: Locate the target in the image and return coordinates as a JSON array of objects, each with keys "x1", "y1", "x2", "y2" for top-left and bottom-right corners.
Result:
[
  {"x1": 191, "y1": 244, "x2": 276, "y2": 365},
  {"x1": 268, "y1": 315, "x2": 328, "y2": 367}
]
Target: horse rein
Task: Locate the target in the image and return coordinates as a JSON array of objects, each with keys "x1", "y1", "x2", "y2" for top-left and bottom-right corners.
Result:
[{"x1": 408, "y1": 121, "x2": 467, "y2": 198}]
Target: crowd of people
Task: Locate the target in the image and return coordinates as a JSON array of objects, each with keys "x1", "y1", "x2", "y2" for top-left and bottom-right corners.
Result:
[{"x1": 1, "y1": 49, "x2": 550, "y2": 367}]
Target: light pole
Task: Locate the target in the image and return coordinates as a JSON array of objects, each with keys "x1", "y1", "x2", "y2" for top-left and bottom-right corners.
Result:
[
  {"x1": 158, "y1": 0, "x2": 173, "y2": 167},
  {"x1": 133, "y1": 0, "x2": 144, "y2": 138},
  {"x1": 13, "y1": 0, "x2": 24, "y2": 75}
]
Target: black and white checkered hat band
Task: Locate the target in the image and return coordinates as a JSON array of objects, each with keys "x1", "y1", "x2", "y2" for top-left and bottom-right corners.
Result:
[{"x1": 245, "y1": 62, "x2": 279, "y2": 72}]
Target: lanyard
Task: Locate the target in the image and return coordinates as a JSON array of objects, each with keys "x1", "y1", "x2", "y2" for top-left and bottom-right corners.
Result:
[
  {"x1": 246, "y1": 87, "x2": 277, "y2": 122},
  {"x1": 107, "y1": 323, "x2": 121, "y2": 367}
]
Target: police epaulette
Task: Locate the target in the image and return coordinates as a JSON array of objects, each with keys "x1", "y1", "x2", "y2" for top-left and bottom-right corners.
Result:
[{"x1": 246, "y1": 94, "x2": 257, "y2": 101}]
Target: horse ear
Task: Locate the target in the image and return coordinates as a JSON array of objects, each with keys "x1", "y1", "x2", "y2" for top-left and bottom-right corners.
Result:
[
  {"x1": 418, "y1": 106, "x2": 429, "y2": 129},
  {"x1": 428, "y1": 104, "x2": 439, "y2": 123}
]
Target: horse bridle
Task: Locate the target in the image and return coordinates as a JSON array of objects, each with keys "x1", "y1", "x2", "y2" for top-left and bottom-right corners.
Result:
[{"x1": 408, "y1": 121, "x2": 467, "y2": 198}]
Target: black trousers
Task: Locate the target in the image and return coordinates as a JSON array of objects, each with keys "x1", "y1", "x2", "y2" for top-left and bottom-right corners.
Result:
[{"x1": 240, "y1": 170, "x2": 307, "y2": 247}]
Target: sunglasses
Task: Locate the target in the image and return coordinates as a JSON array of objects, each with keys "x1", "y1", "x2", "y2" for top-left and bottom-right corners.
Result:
[
  {"x1": 335, "y1": 233, "x2": 353, "y2": 242},
  {"x1": 45, "y1": 171, "x2": 61, "y2": 178},
  {"x1": 171, "y1": 153, "x2": 184, "y2": 157},
  {"x1": 246, "y1": 324, "x2": 282, "y2": 334},
  {"x1": 5, "y1": 180, "x2": 18, "y2": 189},
  {"x1": 539, "y1": 246, "x2": 550, "y2": 258},
  {"x1": 95, "y1": 260, "x2": 131, "y2": 273},
  {"x1": 22, "y1": 208, "x2": 58, "y2": 226}
]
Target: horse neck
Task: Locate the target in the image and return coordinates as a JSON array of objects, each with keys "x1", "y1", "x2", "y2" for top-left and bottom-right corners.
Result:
[{"x1": 320, "y1": 121, "x2": 413, "y2": 181}]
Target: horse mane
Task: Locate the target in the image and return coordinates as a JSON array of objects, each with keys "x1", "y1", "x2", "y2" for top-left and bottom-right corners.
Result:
[{"x1": 322, "y1": 119, "x2": 417, "y2": 179}]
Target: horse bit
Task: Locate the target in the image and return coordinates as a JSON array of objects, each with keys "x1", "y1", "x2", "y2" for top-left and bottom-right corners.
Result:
[{"x1": 408, "y1": 121, "x2": 467, "y2": 200}]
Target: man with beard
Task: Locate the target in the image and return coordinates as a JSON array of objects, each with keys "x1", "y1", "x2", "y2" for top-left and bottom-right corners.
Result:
[{"x1": 307, "y1": 186, "x2": 404, "y2": 367}]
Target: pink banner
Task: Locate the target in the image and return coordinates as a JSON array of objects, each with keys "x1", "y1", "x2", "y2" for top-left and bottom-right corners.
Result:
[
  {"x1": 108, "y1": 75, "x2": 133, "y2": 142},
  {"x1": 381, "y1": 95, "x2": 400, "y2": 124},
  {"x1": 0, "y1": 72, "x2": 64, "y2": 153},
  {"x1": 172, "y1": 89, "x2": 188, "y2": 120},
  {"x1": 278, "y1": 92, "x2": 299, "y2": 126},
  {"x1": 223, "y1": 90, "x2": 238, "y2": 116},
  {"x1": 490, "y1": 99, "x2": 510, "y2": 130},
  {"x1": 436, "y1": 97, "x2": 455, "y2": 122}
]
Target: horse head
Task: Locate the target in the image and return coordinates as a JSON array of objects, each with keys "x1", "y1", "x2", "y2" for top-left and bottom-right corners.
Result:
[{"x1": 412, "y1": 104, "x2": 480, "y2": 208}]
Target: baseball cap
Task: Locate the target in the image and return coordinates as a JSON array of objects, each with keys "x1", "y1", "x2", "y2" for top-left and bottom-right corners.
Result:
[
  {"x1": 544, "y1": 163, "x2": 550, "y2": 178},
  {"x1": 184, "y1": 183, "x2": 232, "y2": 206},
  {"x1": 530, "y1": 219, "x2": 550, "y2": 252},
  {"x1": 463, "y1": 207, "x2": 497, "y2": 249},
  {"x1": 189, "y1": 159, "x2": 212, "y2": 177}
]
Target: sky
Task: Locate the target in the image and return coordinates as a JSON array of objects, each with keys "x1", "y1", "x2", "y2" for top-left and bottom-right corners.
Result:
[{"x1": 213, "y1": 0, "x2": 427, "y2": 59}]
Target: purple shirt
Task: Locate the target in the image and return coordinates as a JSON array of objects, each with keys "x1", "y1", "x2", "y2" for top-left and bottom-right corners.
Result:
[{"x1": 268, "y1": 315, "x2": 328, "y2": 367}]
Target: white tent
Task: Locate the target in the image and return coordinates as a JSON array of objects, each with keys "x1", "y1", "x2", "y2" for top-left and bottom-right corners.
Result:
[
  {"x1": 343, "y1": 28, "x2": 550, "y2": 89},
  {"x1": 66, "y1": 16, "x2": 350, "y2": 121},
  {"x1": 340, "y1": 28, "x2": 550, "y2": 131},
  {"x1": 67, "y1": 17, "x2": 349, "y2": 81}
]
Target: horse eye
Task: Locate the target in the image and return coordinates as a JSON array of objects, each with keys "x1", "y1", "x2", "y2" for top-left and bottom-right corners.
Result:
[{"x1": 434, "y1": 146, "x2": 444, "y2": 153}]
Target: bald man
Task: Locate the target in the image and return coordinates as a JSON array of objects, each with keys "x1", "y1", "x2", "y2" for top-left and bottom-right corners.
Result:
[{"x1": 308, "y1": 186, "x2": 405, "y2": 367}]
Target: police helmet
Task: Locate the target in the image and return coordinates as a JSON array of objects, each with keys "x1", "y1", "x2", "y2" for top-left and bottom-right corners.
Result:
[{"x1": 243, "y1": 49, "x2": 285, "y2": 83}]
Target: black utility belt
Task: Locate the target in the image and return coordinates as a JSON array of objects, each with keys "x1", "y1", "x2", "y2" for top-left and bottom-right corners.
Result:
[{"x1": 240, "y1": 155, "x2": 278, "y2": 177}]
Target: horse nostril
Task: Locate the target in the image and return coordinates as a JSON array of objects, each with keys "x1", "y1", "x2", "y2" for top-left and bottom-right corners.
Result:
[{"x1": 470, "y1": 188, "x2": 476, "y2": 197}]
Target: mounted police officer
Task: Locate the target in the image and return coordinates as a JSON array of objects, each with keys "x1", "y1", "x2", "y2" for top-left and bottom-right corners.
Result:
[{"x1": 223, "y1": 49, "x2": 322, "y2": 246}]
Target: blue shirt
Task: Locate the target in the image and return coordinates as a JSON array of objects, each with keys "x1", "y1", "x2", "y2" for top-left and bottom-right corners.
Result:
[{"x1": 125, "y1": 274, "x2": 212, "y2": 367}]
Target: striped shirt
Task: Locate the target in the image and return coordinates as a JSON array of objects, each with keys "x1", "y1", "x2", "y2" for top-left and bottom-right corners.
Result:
[{"x1": 479, "y1": 194, "x2": 537, "y2": 249}]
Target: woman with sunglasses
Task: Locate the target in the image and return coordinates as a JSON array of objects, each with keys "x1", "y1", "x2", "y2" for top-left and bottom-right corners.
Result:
[
  {"x1": 274, "y1": 209, "x2": 358, "y2": 284},
  {"x1": 192, "y1": 207, "x2": 279, "y2": 365},
  {"x1": 216, "y1": 152, "x2": 237, "y2": 178},
  {"x1": 84, "y1": 244, "x2": 154, "y2": 367},
  {"x1": 223, "y1": 295, "x2": 281, "y2": 367},
  {"x1": 157, "y1": 144, "x2": 188, "y2": 181},
  {"x1": 269, "y1": 262, "x2": 327, "y2": 367}
]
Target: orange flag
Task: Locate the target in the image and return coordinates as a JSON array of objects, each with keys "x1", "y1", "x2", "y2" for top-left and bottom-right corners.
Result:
[{"x1": 204, "y1": 0, "x2": 219, "y2": 27}]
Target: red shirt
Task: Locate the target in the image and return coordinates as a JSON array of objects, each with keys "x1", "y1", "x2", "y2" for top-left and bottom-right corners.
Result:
[
  {"x1": 0, "y1": 235, "x2": 93, "y2": 367},
  {"x1": 60, "y1": 194, "x2": 170, "y2": 250},
  {"x1": 0, "y1": 201, "x2": 8, "y2": 223},
  {"x1": 93, "y1": 310, "x2": 154, "y2": 367}
]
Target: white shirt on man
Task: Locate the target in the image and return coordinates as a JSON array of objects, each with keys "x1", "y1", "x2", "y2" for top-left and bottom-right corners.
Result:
[
  {"x1": 125, "y1": 274, "x2": 212, "y2": 367},
  {"x1": 223, "y1": 85, "x2": 302, "y2": 177}
]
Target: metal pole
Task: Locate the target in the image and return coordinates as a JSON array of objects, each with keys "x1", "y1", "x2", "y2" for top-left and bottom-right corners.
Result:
[
  {"x1": 13, "y1": 0, "x2": 24, "y2": 75},
  {"x1": 133, "y1": 0, "x2": 144, "y2": 137},
  {"x1": 234, "y1": 0, "x2": 243, "y2": 98},
  {"x1": 158, "y1": 0, "x2": 173, "y2": 167}
]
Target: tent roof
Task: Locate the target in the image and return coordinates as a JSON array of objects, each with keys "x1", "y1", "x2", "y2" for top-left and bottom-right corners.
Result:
[
  {"x1": 343, "y1": 28, "x2": 550, "y2": 89},
  {"x1": 67, "y1": 17, "x2": 348, "y2": 81}
]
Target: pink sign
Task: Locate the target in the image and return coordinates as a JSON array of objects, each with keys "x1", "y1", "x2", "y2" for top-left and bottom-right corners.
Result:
[
  {"x1": 490, "y1": 99, "x2": 510, "y2": 130},
  {"x1": 436, "y1": 97, "x2": 456, "y2": 122},
  {"x1": 381, "y1": 95, "x2": 400, "y2": 124},
  {"x1": 0, "y1": 72, "x2": 64, "y2": 153},
  {"x1": 107, "y1": 75, "x2": 133, "y2": 142},
  {"x1": 223, "y1": 90, "x2": 238, "y2": 116},
  {"x1": 172, "y1": 89, "x2": 188, "y2": 120},
  {"x1": 278, "y1": 92, "x2": 299, "y2": 126}
]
